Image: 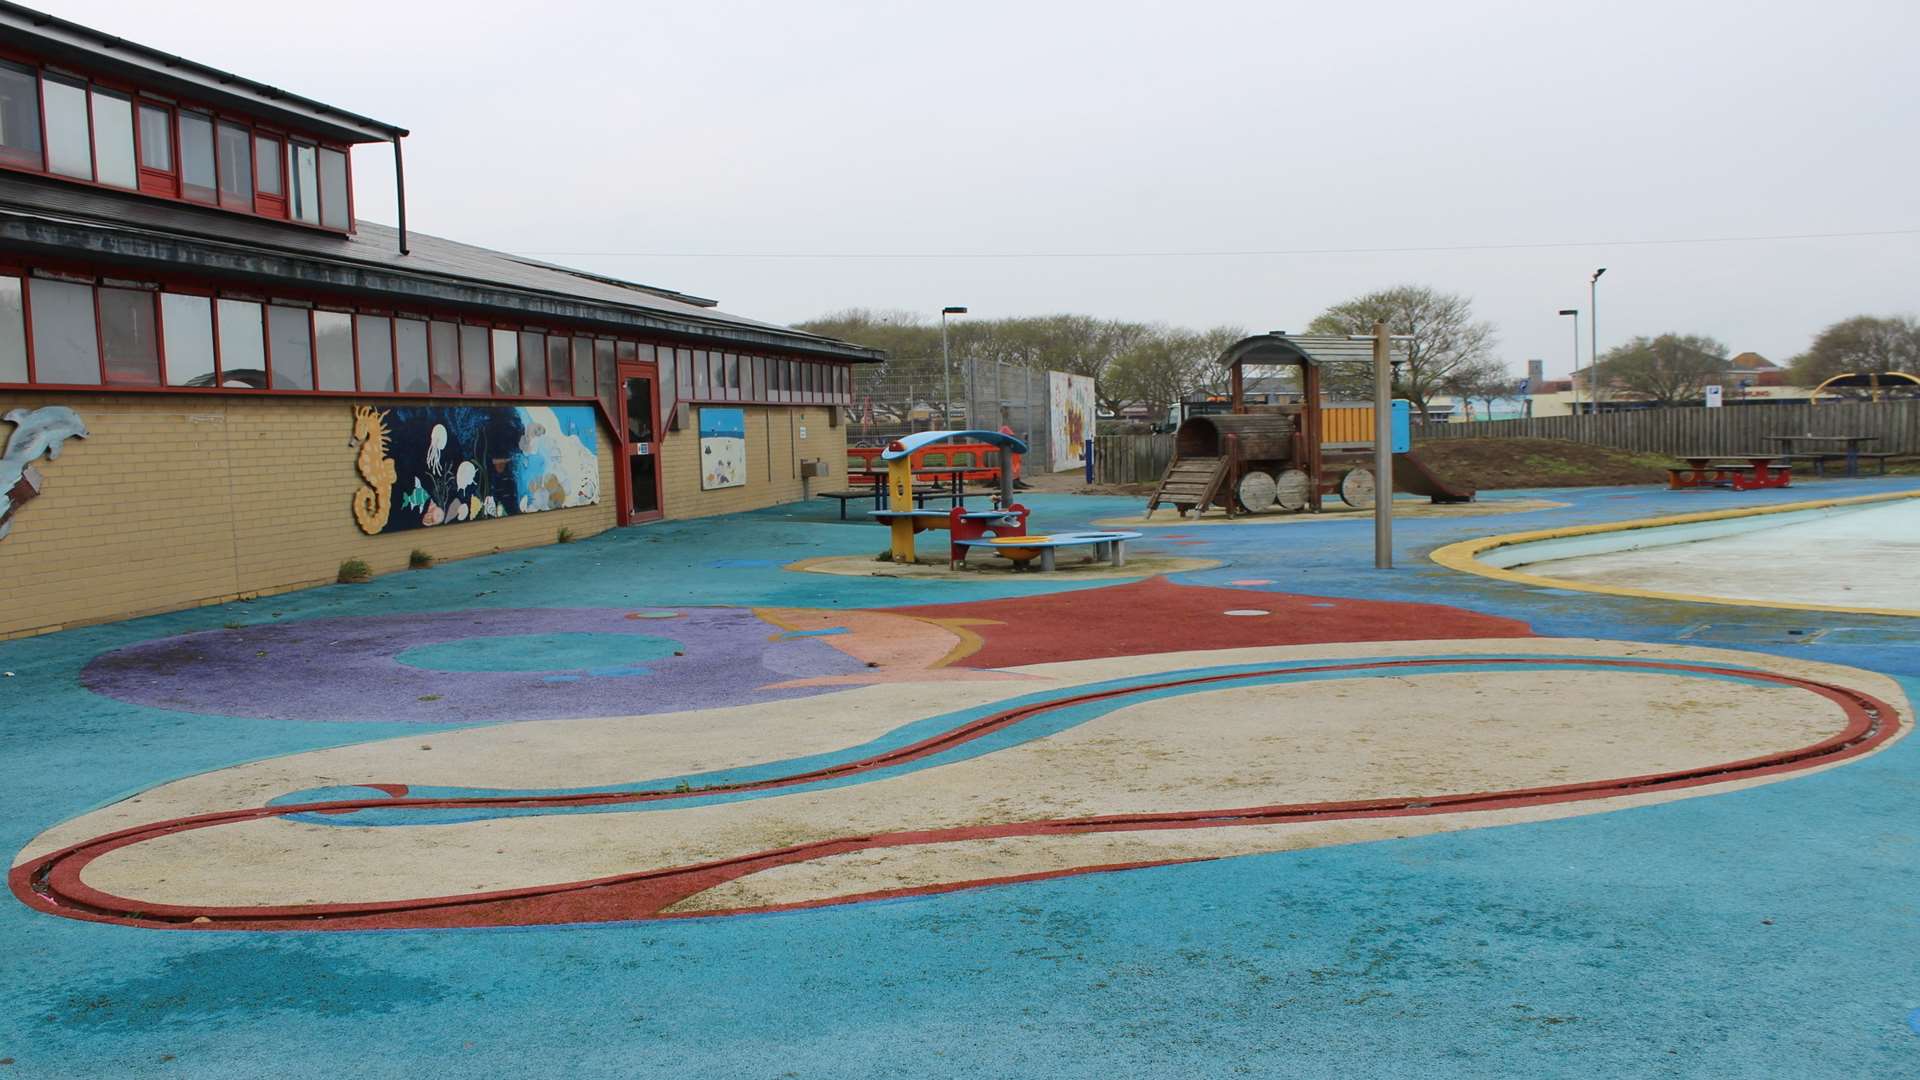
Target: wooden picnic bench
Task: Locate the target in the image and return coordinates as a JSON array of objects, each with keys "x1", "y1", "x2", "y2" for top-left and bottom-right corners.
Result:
[
  {"x1": 1778, "y1": 451, "x2": 1897, "y2": 477},
  {"x1": 1665, "y1": 454, "x2": 1792, "y2": 492},
  {"x1": 1764, "y1": 435, "x2": 1880, "y2": 478},
  {"x1": 818, "y1": 482, "x2": 961, "y2": 520}
]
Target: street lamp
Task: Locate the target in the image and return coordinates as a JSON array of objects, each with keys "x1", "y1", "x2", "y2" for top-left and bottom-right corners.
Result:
[
  {"x1": 1588, "y1": 268, "x2": 1606, "y2": 413},
  {"x1": 940, "y1": 306, "x2": 967, "y2": 427},
  {"x1": 1558, "y1": 308, "x2": 1580, "y2": 414}
]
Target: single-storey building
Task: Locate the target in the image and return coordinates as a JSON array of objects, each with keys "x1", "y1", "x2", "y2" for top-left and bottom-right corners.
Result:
[{"x1": 0, "y1": 2, "x2": 882, "y2": 638}]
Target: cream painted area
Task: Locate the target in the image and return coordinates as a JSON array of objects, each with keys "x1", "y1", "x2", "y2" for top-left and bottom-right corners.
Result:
[{"x1": 46, "y1": 639, "x2": 1896, "y2": 911}]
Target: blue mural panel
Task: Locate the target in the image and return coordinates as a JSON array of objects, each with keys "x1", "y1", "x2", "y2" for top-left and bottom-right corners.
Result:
[{"x1": 350, "y1": 404, "x2": 599, "y2": 534}]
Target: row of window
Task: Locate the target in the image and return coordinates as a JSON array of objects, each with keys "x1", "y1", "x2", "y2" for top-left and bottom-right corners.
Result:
[
  {"x1": 0, "y1": 271, "x2": 856, "y2": 429},
  {"x1": 0, "y1": 57, "x2": 351, "y2": 229}
]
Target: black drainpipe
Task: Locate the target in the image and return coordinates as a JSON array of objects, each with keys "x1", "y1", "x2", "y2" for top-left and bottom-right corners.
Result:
[{"x1": 392, "y1": 135, "x2": 409, "y2": 256}]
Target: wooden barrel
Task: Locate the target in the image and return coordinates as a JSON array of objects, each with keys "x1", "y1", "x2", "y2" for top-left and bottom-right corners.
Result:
[
  {"x1": 1274, "y1": 469, "x2": 1311, "y2": 511},
  {"x1": 1338, "y1": 467, "x2": 1376, "y2": 509},
  {"x1": 1236, "y1": 471, "x2": 1277, "y2": 512},
  {"x1": 1174, "y1": 414, "x2": 1297, "y2": 462}
]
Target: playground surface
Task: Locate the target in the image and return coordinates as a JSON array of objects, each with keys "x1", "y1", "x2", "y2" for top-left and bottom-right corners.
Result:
[{"x1": 5, "y1": 476, "x2": 1920, "y2": 1078}]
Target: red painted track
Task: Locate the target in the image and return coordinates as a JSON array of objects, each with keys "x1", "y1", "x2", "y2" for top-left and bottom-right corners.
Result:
[
  {"x1": 11, "y1": 658, "x2": 1898, "y2": 932},
  {"x1": 890, "y1": 578, "x2": 1535, "y2": 669}
]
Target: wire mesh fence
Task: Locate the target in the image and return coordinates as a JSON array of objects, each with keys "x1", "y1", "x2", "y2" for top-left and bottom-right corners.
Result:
[{"x1": 847, "y1": 361, "x2": 1057, "y2": 471}]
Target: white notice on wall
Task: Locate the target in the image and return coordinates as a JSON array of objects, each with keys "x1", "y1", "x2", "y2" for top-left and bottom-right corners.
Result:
[
  {"x1": 1704, "y1": 385, "x2": 1723, "y2": 408},
  {"x1": 798, "y1": 426, "x2": 808, "y2": 439}
]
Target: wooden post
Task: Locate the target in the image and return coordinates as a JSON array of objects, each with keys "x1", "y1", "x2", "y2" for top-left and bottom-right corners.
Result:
[
  {"x1": 1371, "y1": 320, "x2": 1393, "y2": 570},
  {"x1": 888, "y1": 456, "x2": 916, "y2": 562},
  {"x1": 1225, "y1": 433, "x2": 1240, "y2": 519},
  {"x1": 1303, "y1": 359, "x2": 1324, "y2": 512}
]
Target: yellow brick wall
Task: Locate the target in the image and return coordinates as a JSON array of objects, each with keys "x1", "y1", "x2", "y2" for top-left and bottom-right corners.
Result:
[
  {"x1": 0, "y1": 391, "x2": 616, "y2": 638},
  {"x1": 658, "y1": 404, "x2": 846, "y2": 521}
]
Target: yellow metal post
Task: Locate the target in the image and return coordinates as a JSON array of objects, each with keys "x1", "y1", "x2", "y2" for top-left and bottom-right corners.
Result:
[{"x1": 888, "y1": 457, "x2": 916, "y2": 561}]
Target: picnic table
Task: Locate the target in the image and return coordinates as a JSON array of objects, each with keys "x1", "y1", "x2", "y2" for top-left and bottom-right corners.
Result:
[
  {"x1": 818, "y1": 472, "x2": 962, "y2": 520},
  {"x1": 1763, "y1": 434, "x2": 1887, "y2": 478},
  {"x1": 1666, "y1": 454, "x2": 1792, "y2": 492}
]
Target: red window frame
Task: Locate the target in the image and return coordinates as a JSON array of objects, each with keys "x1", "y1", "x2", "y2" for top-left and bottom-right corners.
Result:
[
  {"x1": 0, "y1": 48, "x2": 353, "y2": 233},
  {"x1": 0, "y1": 256, "x2": 860, "y2": 425},
  {"x1": 132, "y1": 98, "x2": 177, "y2": 198},
  {"x1": 38, "y1": 70, "x2": 93, "y2": 182},
  {"x1": 252, "y1": 129, "x2": 286, "y2": 219},
  {"x1": 262, "y1": 302, "x2": 316, "y2": 392},
  {"x1": 85, "y1": 81, "x2": 139, "y2": 192}
]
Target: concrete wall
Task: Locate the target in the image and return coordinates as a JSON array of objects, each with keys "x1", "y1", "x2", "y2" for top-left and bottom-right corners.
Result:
[
  {"x1": 658, "y1": 404, "x2": 845, "y2": 521},
  {"x1": 0, "y1": 391, "x2": 618, "y2": 639}
]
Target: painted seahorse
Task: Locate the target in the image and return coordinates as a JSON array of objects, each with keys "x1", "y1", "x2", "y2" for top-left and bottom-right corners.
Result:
[
  {"x1": 1, "y1": 406, "x2": 88, "y2": 542},
  {"x1": 348, "y1": 406, "x2": 396, "y2": 534}
]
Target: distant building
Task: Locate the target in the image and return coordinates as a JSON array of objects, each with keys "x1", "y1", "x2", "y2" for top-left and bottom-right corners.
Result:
[{"x1": 1564, "y1": 350, "x2": 1813, "y2": 412}]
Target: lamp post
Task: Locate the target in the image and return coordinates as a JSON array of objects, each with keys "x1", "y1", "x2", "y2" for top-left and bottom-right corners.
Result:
[
  {"x1": 1558, "y1": 309, "x2": 1580, "y2": 414},
  {"x1": 940, "y1": 306, "x2": 967, "y2": 427},
  {"x1": 1588, "y1": 268, "x2": 1606, "y2": 414}
]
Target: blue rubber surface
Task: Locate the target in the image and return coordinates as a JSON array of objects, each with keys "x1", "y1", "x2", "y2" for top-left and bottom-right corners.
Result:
[{"x1": 3, "y1": 479, "x2": 1918, "y2": 1078}]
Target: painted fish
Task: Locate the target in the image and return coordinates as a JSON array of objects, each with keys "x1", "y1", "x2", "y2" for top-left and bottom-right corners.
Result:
[{"x1": 1, "y1": 406, "x2": 89, "y2": 541}]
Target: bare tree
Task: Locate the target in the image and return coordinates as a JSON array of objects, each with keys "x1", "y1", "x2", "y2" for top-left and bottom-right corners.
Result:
[
  {"x1": 1443, "y1": 357, "x2": 1519, "y2": 419},
  {"x1": 1598, "y1": 334, "x2": 1728, "y2": 406},
  {"x1": 1105, "y1": 324, "x2": 1246, "y2": 425},
  {"x1": 1306, "y1": 285, "x2": 1498, "y2": 420},
  {"x1": 1788, "y1": 315, "x2": 1920, "y2": 386}
]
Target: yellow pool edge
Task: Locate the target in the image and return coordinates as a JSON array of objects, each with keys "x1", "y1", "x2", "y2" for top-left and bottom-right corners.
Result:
[{"x1": 1429, "y1": 489, "x2": 1920, "y2": 619}]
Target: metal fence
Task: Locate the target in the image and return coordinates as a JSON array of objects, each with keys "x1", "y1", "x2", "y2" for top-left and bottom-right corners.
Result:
[
  {"x1": 848, "y1": 362, "x2": 1054, "y2": 469},
  {"x1": 1413, "y1": 402, "x2": 1920, "y2": 457},
  {"x1": 963, "y1": 359, "x2": 1051, "y2": 470},
  {"x1": 1092, "y1": 433, "x2": 1174, "y2": 484}
]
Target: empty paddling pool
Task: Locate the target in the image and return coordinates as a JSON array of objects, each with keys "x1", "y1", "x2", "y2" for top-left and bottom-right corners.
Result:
[{"x1": 1440, "y1": 495, "x2": 1920, "y2": 615}]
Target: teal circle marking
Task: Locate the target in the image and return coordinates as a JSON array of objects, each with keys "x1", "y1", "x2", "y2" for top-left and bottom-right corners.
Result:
[{"x1": 395, "y1": 633, "x2": 682, "y2": 674}]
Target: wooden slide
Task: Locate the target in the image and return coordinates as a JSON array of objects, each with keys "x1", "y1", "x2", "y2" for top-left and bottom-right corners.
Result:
[{"x1": 1391, "y1": 451, "x2": 1475, "y2": 503}]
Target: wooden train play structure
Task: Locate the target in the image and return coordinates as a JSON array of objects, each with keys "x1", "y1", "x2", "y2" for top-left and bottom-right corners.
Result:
[{"x1": 1148, "y1": 333, "x2": 1477, "y2": 518}]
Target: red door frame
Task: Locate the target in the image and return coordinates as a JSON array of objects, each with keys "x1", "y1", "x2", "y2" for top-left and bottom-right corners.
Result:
[{"x1": 615, "y1": 362, "x2": 664, "y2": 525}]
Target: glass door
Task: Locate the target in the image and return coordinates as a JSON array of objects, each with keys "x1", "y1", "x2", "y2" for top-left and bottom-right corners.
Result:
[{"x1": 622, "y1": 371, "x2": 661, "y2": 520}]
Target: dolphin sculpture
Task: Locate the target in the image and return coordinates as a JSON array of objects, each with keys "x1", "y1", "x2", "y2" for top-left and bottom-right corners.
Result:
[{"x1": 1, "y1": 405, "x2": 89, "y2": 541}]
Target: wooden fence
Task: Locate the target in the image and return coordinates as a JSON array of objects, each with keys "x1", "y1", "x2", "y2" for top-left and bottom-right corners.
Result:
[
  {"x1": 1092, "y1": 433, "x2": 1174, "y2": 484},
  {"x1": 1414, "y1": 402, "x2": 1920, "y2": 457}
]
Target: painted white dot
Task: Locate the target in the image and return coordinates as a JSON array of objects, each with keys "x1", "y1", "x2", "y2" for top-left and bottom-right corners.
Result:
[{"x1": 1223, "y1": 609, "x2": 1270, "y2": 617}]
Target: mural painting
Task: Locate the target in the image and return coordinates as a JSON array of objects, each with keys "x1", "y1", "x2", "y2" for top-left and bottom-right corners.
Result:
[
  {"x1": 1, "y1": 405, "x2": 87, "y2": 541},
  {"x1": 1047, "y1": 370, "x2": 1095, "y2": 472},
  {"x1": 350, "y1": 404, "x2": 599, "y2": 535},
  {"x1": 700, "y1": 406, "x2": 747, "y2": 490}
]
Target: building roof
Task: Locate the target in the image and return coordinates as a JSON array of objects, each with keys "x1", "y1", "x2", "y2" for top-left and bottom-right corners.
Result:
[
  {"x1": 0, "y1": 173, "x2": 884, "y2": 362},
  {"x1": 1729, "y1": 351, "x2": 1779, "y2": 370},
  {"x1": 0, "y1": 2, "x2": 407, "y2": 144},
  {"x1": 1219, "y1": 332, "x2": 1403, "y2": 369}
]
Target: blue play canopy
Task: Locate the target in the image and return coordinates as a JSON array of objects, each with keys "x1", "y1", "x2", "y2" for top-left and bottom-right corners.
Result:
[{"x1": 880, "y1": 429, "x2": 1030, "y2": 460}]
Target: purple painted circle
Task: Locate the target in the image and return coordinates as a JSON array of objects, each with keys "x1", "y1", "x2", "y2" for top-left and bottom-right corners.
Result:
[{"x1": 82, "y1": 607, "x2": 866, "y2": 724}]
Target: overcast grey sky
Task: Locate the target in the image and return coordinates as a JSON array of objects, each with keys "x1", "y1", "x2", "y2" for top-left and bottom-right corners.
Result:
[{"x1": 60, "y1": 0, "x2": 1920, "y2": 377}]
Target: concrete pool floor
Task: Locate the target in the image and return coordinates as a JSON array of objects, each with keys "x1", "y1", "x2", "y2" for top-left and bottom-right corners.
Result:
[
  {"x1": 4, "y1": 477, "x2": 1920, "y2": 1079},
  {"x1": 1527, "y1": 496, "x2": 1920, "y2": 611}
]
